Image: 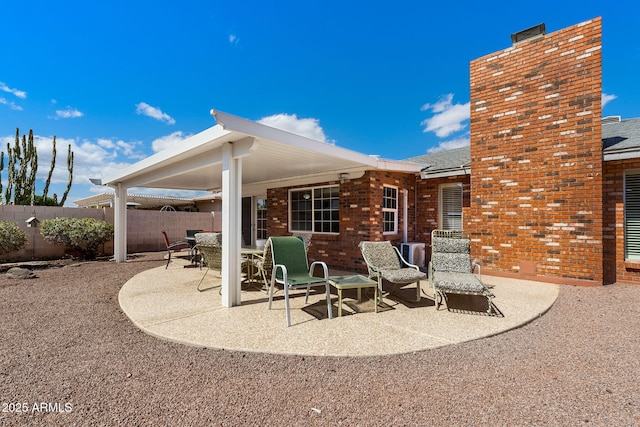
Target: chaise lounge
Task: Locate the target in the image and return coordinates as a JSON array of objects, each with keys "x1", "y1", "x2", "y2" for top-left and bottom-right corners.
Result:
[{"x1": 428, "y1": 230, "x2": 494, "y2": 313}]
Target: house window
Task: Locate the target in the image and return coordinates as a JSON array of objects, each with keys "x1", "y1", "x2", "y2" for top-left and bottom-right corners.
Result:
[
  {"x1": 290, "y1": 185, "x2": 339, "y2": 233},
  {"x1": 256, "y1": 198, "x2": 267, "y2": 240},
  {"x1": 383, "y1": 185, "x2": 398, "y2": 234},
  {"x1": 440, "y1": 183, "x2": 463, "y2": 230},
  {"x1": 625, "y1": 171, "x2": 640, "y2": 260}
]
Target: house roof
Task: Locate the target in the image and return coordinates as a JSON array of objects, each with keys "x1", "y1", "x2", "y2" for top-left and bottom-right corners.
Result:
[
  {"x1": 405, "y1": 146, "x2": 471, "y2": 178},
  {"x1": 406, "y1": 117, "x2": 640, "y2": 177},
  {"x1": 603, "y1": 117, "x2": 640, "y2": 161}
]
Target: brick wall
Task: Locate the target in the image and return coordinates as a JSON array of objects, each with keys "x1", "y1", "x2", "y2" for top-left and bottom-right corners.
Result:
[
  {"x1": 603, "y1": 158, "x2": 640, "y2": 284},
  {"x1": 415, "y1": 174, "x2": 471, "y2": 257},
  {"x1": 468, "y1": 18, "x2": 603, "y2": 285},
  {"x1": 266, "y1": 170, "x2": 416, "y2": 272}
]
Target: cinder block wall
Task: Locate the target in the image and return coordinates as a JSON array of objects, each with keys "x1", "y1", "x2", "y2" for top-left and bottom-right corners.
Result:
[
  {"x1": 267, "y1": 170, "x2": 416, "y2": 272},
  {"x1": 0, "y1": 206, "x2": 218, "y2": 261},
  {"x1": 468, "y1": 17, "x2": 603, "y2": 285}
]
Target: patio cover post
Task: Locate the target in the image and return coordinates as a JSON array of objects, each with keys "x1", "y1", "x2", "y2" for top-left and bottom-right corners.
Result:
[
  {"x1": 113, "y1": 183, "x2": 128, "y2": 262},
  {"x1": 221, "y1": 142, "x2": 243, "y2": 307}
]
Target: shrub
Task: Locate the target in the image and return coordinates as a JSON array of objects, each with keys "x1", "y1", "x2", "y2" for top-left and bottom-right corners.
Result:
[
  {"x1": 0, "y1": 220, "x2": 28, "y2": 255},
  {"x1": 40, "y1": 217, "x2": 114, "y2": 260}
]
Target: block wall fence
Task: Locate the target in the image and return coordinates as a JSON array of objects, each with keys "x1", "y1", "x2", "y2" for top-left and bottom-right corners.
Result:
[
  {"x1": 0, "y1": 205, "x2": 218, "y2": 262},
  {"x1": 468, "y1": 17, "x2": 603, "y2": 285}
]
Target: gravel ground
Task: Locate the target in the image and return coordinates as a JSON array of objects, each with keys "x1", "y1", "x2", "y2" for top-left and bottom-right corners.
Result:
[{"x1": 1, "y1": 252, "x2": 639, "y2": 426}]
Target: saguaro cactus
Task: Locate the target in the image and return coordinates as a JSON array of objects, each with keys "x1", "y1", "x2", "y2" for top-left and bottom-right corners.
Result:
[{"x1": 1, "y1": 128, "x2": 74, "y2": 206}]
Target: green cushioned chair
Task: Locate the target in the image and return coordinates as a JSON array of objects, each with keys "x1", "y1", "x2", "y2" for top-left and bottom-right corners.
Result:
[{"x1": 267, "y1": 236, "x2": 333, "y2": 327}]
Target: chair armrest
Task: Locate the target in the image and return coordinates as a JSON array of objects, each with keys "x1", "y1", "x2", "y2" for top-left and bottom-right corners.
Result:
[
  {"x1": 309, "y1": 261, "x2": 329, "y2": 279},
  {"x1": 472, "y1": 259, "x2": 481, "y2": 280},
  {"x1": 168, "y1": 241, "x2": 190, "y2": 250},
  {"x1": 272, "y1": 264, "x2": 288, "y2": 285},
  {"x1": 393, "y1": 246, "x2": 420, "y2": 270}
]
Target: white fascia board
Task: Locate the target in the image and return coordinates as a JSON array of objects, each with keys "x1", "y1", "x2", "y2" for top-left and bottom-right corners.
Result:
[
  {"x1": 212, "y1": 109, "x2": 380, "y2": 168},
  {"x1": 102, "y1": 125, "x2": 232, "y2": 185},
  {"x1": 604, "y1": 149, "x2": 640, "y2": 162},
  {"x1": 375, "y1": 158, "x2": 424, "y2": 173},
  {"x1": 420, "y1": 168, "x2": 470, "y2": 179}
]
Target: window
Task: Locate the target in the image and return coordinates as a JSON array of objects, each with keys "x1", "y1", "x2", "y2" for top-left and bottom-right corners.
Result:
[
  {"x1": 290, "y1": 185, "x2": 339, "y2": 233},
  {"x1": 440, "y1": 183, "x2": 463, "y2": 230},
  {"x1": 383, "y1": 185, "x2": 398, "y2": 234},
  {"x1": 256, "y1": 198, "x2": 267, "y2": 240},
  {"x1": 625, "y1": 171, "x2": 640, "y2": 260}
]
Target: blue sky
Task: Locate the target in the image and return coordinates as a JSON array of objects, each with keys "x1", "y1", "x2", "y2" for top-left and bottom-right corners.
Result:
[{"x1": 1, "y1": 1, "x2": 638, "y2": 205}]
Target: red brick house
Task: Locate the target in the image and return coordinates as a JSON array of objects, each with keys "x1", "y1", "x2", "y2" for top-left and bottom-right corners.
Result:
[
  {"x1": 269, "y1": 17, "x2": 640, "y2": 286},
  {"x1": 105, "y1": 17, "x2": 639, "y2": 300}
]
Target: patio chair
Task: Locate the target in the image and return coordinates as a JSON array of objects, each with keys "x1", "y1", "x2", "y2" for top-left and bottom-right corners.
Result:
[
  {"x1": 359, "y1": 241, "x2": 426, "y2": 303},
  {"x1": 253, "y1": 238, "x2": 273, "y2": 287},
  {"x1": 194, "y1": 232, "x2": 223, "y2": 292},
  {"x1": 267, "y1": 236, "x2": 333, "y2": 327},
  {"x1": 291, "y1": 231, "x2": 312, "y2": 251},
  {"x1": 161, "y1": 230, "x2": 191, "y2": 269},
  {"x1": 428, "y1": 229, "x2": 494, "y2": 313}
]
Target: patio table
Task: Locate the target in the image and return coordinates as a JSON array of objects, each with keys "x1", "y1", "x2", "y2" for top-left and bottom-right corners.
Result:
[
  {"x1": 241, "y1": 247, "x2": 265, "y2": 291},
  {"x1": 328, "y1": 275, "x2": 378, "y2": 317}
]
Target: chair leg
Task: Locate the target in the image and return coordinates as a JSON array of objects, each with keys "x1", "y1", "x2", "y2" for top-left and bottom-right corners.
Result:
[
  {"x1": 196, "y1": 268, "x2": 208, "y2": 291},
  {"x1": 284, "y1": 286, "x2": 291, "y2": 327},
  {"x1": 165, "y1": 250, "x2": 171, "y2": 269},
  {"x1": 268, "y1": 277, "x2": 275, "y2": 310},
  {"x1": 416, "y1": 280, "x2": 421, "y2": 302},
  {"x1": 325, "y1": 282, "x2": 333, "y2": 320}
]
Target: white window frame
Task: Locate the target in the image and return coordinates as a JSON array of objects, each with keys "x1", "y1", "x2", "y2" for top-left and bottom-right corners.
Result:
[
  {"x1": 382, "y1": 185, "x2": 398, "y2": 235},
  {"x1": 439, "y1": 182, "x2": 463, "y2": 230},
  {"x1": 624, "y1": 170, "x2": 640, "y2": 260},
  {"x1": 255, "y1": 197, "x2": 267, "y2": 241},
  {"x1": 289, "y1": 185, "x2": 340, "y2": 234}
]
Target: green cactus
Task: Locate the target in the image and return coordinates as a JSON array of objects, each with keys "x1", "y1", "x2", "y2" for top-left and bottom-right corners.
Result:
[{"x1": 1, "y1": 128, "x2": 74, "y2": 206}]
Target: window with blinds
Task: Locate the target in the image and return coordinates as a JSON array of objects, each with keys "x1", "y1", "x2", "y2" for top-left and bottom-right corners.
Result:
[
  {"x1": 440, "y1": 183, "x2": 463, "y2": 230},
  {"x1": 625, "y1": 171, "x2": 640, "y2": 260}
]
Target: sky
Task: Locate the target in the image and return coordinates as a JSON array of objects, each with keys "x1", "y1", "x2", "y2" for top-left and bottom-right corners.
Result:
[{"x1": 1, "y1": 0, "x2": 639, "y2": 205}]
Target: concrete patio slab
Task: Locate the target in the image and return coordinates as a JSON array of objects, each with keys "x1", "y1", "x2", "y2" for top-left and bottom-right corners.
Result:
[{"x1": 119, "y1": 259, "x2": 559, "y2": 357}]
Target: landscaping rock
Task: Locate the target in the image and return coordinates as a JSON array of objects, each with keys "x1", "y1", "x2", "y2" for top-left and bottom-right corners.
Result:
[{"x1": 5, "y1": 267, "x2": 37, "y2": 279}]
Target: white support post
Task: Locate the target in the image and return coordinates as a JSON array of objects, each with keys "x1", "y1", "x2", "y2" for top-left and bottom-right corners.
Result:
[
  {"x1": 113, "y1": 184, "x2": 128, "y2": 262},
  {"x1": 221, "y1": 142, "x2": 243, "y2": 307}
]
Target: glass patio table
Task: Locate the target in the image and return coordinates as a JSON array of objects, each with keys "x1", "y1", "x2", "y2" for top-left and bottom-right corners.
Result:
[{"x1": 328, "y1": 275, "x2": 378, "y2": 317}]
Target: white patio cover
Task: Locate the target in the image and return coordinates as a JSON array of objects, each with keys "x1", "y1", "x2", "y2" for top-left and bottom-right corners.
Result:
[{"x1": 101, "y1": 110, "x2": 422, "y2": 307}]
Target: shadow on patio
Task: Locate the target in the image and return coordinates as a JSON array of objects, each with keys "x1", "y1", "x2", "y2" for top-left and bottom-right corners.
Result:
[{"x1": 119, "y1": 258, "x2": 559, "y2": 357}]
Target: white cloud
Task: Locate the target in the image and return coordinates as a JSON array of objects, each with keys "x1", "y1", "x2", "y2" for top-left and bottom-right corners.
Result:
[
  {"x1": 54, "y1": 106, "x2": 84, "y2": 119},
  {"x1": 136, "y1": 102, "x2": 176, "y2": 125},
  {"x1": 602, "y1": 92, "x2": 617, "y2": 108},
  {"x1": 97, "y1": 138, "x2": 116, "y2": 149},
  {"x1": 0, "y1": 97, "x2": 22, "y2": 111},
  {"x1": 0, "y1": 82, "x2": 26, "y2": 99},
  {"x1": 427, "y1": 137, "x2": 470, "y2": 154},
  {"x1": 229, "y1": 34, "x2": 239, "y2": 44},
  {"x1": 421, "y1": 94, "x2": 470, "y2": 138},
  {"x1": 257, "y1": 113, "x2": 333, "y2": 143},
  {"x1": 151, "y1": 131, "x2": 191, "y2": 153}
]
